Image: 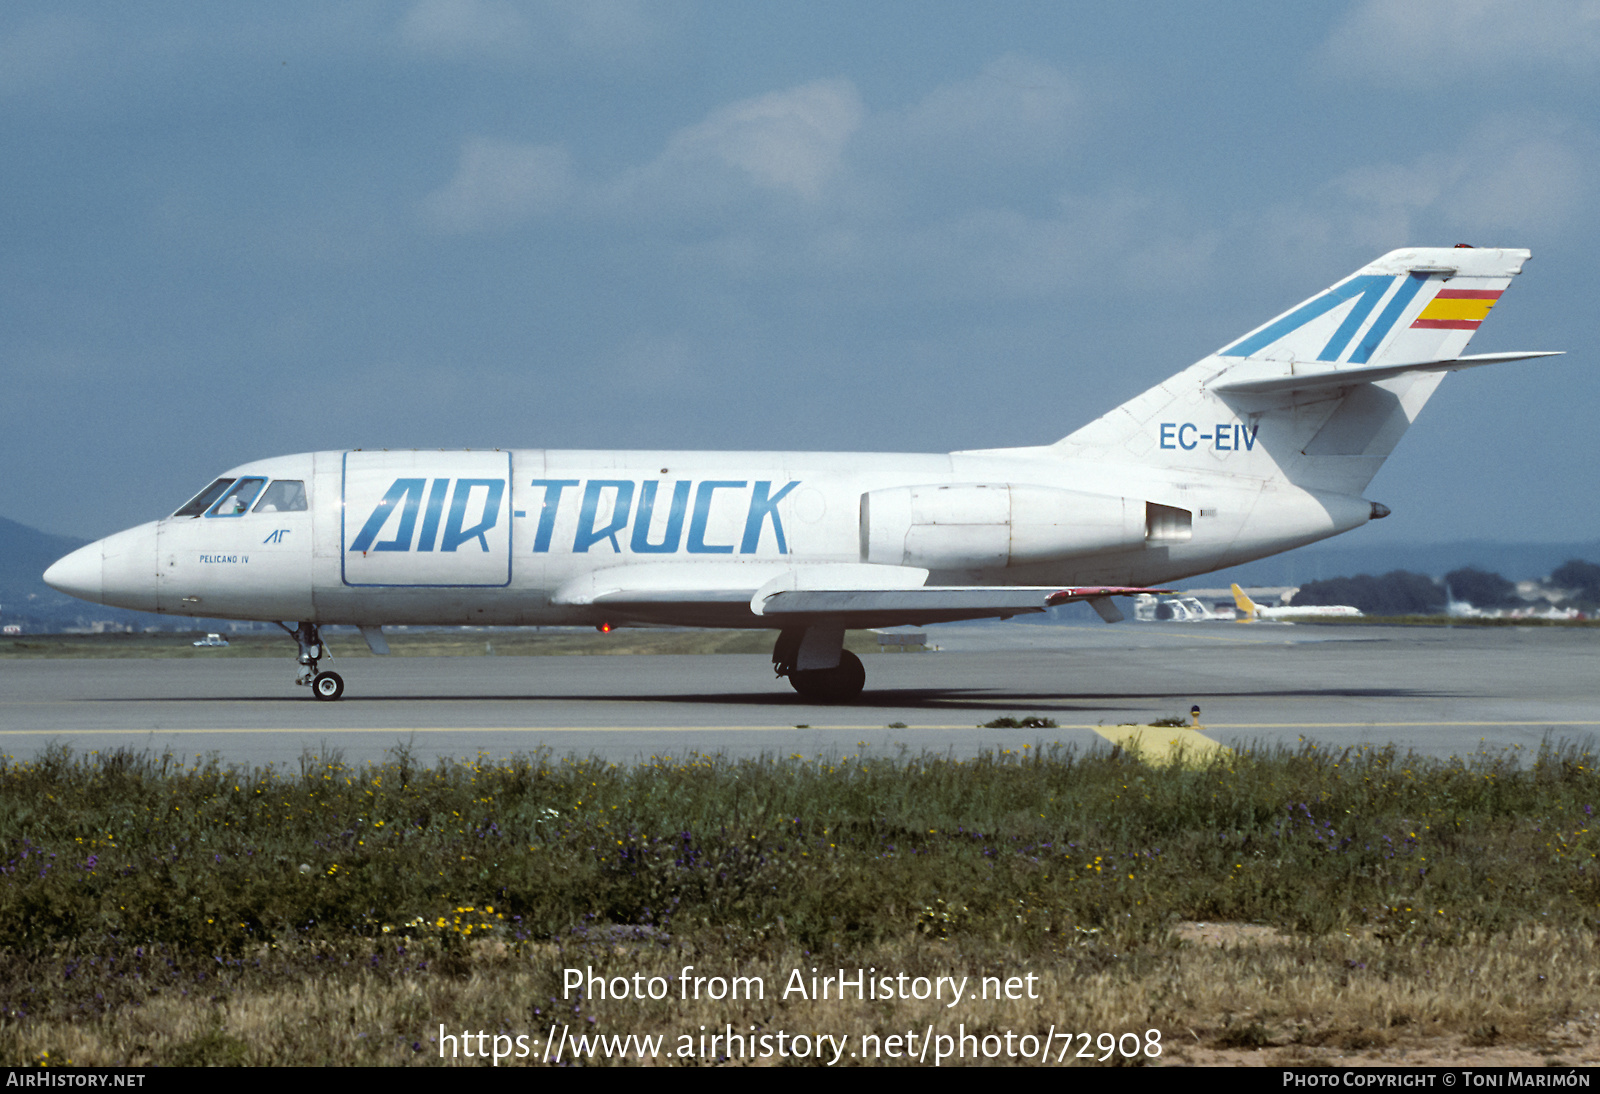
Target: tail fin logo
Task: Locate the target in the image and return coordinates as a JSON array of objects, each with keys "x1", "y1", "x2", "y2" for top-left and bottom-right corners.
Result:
[
  {"x1": 1221, "y1": 273, "x2": 1428, "y2": 364},
  {"x1": 1230, "y1": 584, "x2": 1260, "y2": 621}
]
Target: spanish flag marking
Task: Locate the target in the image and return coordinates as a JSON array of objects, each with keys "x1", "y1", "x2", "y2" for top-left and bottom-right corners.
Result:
[{"x1": 1410, "y1": 288, "x2": 1501, "y2": 330}]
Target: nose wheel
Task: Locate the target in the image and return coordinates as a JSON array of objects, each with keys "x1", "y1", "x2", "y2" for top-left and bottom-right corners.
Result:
[
  {"x1": 311, "y1": 671, "x2": 345, "y2": 702},
  {"x1": 278, "y1": 621, "x2": 345, "y2": 701}
]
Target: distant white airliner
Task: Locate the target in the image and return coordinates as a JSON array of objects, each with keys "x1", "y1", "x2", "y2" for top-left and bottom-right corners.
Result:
[
  {"x1": 1230, "y1": 584, "x2": 1362, "y2": 621},
  {"x1": 44, "y1": 247, "x2": 1557, "y2": 701},
  {"x1": 1133, "y1": 594, "x2": 1228, "y2": 622}
]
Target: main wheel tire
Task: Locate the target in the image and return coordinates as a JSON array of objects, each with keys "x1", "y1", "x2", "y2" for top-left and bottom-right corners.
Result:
[
  {"x1": 312, "y1": 671, "x2": 345, "y2": 702},
  {"x1": 788, "y1": 649, "x2": 865, "y2": 702}
]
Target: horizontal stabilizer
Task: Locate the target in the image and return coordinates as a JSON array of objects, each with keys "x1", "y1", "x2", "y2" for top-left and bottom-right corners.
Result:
[{"x1": 1210, "y1": 351, "x2": 1563, "y2": 396}]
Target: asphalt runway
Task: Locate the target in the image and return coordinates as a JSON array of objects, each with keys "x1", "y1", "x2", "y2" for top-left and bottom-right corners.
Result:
[{"x1": 3, "y1": 623, "x2": 1599, "y2": 769}]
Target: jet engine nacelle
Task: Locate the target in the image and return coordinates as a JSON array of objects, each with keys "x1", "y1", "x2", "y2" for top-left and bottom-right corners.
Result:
[{"x1": 859, "y1": 483, "x2": 1151, "y2": 569}]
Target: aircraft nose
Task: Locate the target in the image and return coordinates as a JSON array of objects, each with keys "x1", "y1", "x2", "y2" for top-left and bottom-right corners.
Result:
[
  {"x1": 44, "y1": 542, "x2": 103, "y2": 602},
  {"x1": 44, "y1": 523, "x2": 160, "y2": 612}
]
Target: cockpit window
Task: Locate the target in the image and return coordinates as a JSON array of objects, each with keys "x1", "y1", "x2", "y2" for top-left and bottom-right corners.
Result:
[
  {"x1": 205, "y1": 477, "x2": 267, "y2": 517},
  {"x1": 253, "y1": 480, "x2": 307, "y2": 513},
  {"x1": 174, "y1": 478, "x2": 235, "y2": 518}
]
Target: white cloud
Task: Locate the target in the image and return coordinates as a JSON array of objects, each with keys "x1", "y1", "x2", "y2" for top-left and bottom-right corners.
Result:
[
  {"x1": 890, "y1": 54, "x2": 1083, "y2": 164},
  {"x1": 421, "y1": 138, "x2": 576, "y2": 233},
  {"x1": 408, "y1": 62, "x2": 1589, "y2": 323},
  {"x1": 1321, "y1": 0, "x2": 1600, "y2": 85},
  {"x1": 420, "y1": 79, "x2": 865, "y2": 234},
  {"x1": 1255, "y1": 117, "x2": 1591, "y2": 261},
  {"x1": 644, "y1": 78, "x2": 865, "y2": 203},
  {"x1": 411, "y1": 65, "x2": 1204, "y2": 306},
  {"x1": 1441, "y1": 122, "x2": 1585, "y2": 234}
]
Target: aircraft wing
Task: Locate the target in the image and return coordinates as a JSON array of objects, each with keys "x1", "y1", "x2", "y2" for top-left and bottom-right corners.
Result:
[
  {"x1": 554, "y1": 563, "x2": 1170, "y2": 627},
  {"x1": 754, "y1": 585, "x2": 1175, "y2": 626}
]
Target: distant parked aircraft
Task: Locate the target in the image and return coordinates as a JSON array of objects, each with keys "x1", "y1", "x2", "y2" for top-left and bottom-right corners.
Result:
[
  {"x1": 1444, "y1": 586, "x2": 1484, "y2": 619},
  {"x1": 1231, "y1": 585, "x2": 1362, "y2": 622},
  {"x1": 1133, "y1": 595, "x2": 1232, "y2": 622}
]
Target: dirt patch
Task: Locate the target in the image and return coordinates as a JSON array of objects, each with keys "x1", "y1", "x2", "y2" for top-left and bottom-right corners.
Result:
[
  {"x1": 1174, "y1": 921, "x2": 1290, "y2": 948},
  {"x1": 1160, "y1": 923, "x2": 1600, "y2": 1067}
]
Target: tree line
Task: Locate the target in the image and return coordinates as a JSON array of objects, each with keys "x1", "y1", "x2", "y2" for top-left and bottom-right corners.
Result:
[{"x1": 1290, "y1": 560, "x2": 1600, "y2": 615}]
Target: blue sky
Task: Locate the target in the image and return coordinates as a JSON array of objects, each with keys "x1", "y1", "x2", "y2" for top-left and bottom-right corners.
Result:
[{"x1": 4, "y1": 2, "x2": 1597, "y2": 545}]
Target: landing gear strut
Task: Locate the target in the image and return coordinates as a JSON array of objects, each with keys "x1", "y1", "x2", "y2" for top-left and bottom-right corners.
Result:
[
  {"x1": 773, "y1": 627, "x2": 866, "y2": 703},
  {"x1": 278, "y1": 621, "x2": 344, "y2": 701}
]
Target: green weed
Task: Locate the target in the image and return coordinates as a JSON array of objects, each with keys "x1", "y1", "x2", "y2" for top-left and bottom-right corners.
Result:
[{"x1": 2, "y1": 739, "x2": 1598, "y2": 1063}]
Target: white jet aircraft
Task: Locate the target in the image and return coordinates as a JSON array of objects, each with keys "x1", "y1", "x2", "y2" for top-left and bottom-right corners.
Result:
[
  {"x1": 44, "y1": 246, "x2": 1558, "y2": 702},
  {"x1": 1229, "y1": 584, "x2": 1363, "y2": 621}
]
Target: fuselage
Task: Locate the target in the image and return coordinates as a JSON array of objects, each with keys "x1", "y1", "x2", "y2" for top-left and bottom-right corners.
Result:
[
  {"x1": 1254, "y1": 605, "x2": 1364, "y2": 619},
  {"x1": 45, "y1": 446, "x2": 1372, "y2": 629}
]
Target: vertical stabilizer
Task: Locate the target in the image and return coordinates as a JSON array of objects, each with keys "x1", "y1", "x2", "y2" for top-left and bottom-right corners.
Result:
[
  {"x1": 1215, "y1": 247, "x2": 1526, "y2": 369},
  {"x1": 1052, "y1": 248, "x2": 1543, "y2": 497},
  {"x1": 1230, "y1": 584, "x2": 1260, "y2": 621}
]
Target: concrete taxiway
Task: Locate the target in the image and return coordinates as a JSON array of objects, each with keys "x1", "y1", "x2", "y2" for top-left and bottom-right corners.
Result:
[{"x1": 3, "y1": 623, "x2": 1598, "y2": 768}]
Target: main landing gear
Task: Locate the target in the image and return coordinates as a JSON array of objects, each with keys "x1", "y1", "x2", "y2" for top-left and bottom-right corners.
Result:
[
  {"x1": 278, "y1": 621, "x2": 344, "y2": 701},
  {"x1": 773, "y1": 626, "x2": 866, "y2": 703}
]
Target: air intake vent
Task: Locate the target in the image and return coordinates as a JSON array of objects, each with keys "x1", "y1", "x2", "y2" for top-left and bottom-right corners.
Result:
[{"x1": 1145, "y1": 503, "x2": 1192, "y2": 543}]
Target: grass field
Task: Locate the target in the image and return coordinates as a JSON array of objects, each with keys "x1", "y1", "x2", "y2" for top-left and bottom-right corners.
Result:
[{"x1": 2, "y1": 739, "x2": 1597, "y2": 1066}]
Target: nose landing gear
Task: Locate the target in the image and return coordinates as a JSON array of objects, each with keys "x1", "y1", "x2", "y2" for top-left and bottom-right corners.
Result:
[
  {"x1": 312, "y1": 670, "x2": 345, "y2": 701},
  {"x1": 278, "y1": 621, "x2": 344, "y2": 701}
]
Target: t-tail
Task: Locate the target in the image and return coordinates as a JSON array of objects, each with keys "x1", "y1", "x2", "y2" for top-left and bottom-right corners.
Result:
[
  {"x1": 1230, "y1": 584, "x2": 1260, "y2": 621},
  {"x1": 1054, "y1": 246, "x2": 1560, "y2": 498}
]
